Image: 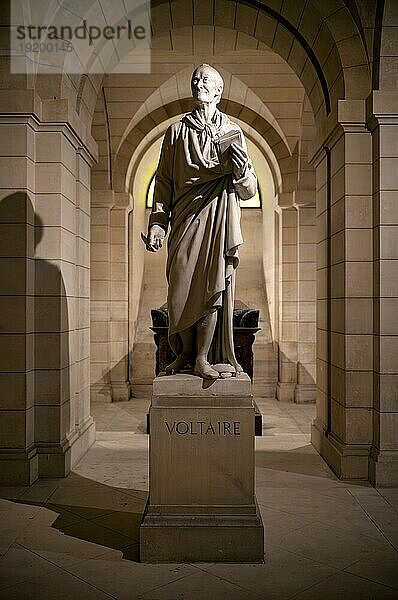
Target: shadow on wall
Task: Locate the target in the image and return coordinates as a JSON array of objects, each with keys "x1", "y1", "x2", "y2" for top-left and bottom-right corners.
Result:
[{"x1": 0, "y1": 192, "x2": 71, "y2": 478}]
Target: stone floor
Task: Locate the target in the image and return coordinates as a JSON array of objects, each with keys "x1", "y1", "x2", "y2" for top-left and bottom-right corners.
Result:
[{"x1": 1, "y1": 385, "x2": 397, "y2": 599}]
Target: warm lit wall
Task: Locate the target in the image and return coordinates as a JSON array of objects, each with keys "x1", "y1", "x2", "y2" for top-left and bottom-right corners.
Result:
[{"x1": 130, "y1": 138, "x2": 163, "y2": 351}]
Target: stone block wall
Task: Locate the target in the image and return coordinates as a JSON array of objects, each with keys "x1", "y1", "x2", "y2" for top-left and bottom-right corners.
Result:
[
  {"x1": 312, "y1": 94, "x2": 398, "y2": 486},
  {"x1": 0, "y1": 112, "x2": 95, "y2": 484}
]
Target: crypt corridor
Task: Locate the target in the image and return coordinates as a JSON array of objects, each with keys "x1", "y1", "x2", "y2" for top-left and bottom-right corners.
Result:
[{"x1": 0, "y1": 0, "x2": 398, "y2": 597}]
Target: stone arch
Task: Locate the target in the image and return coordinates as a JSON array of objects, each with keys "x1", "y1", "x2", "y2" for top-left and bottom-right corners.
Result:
[
  {"x1": 113, "y1": 98, "x2": 292, "y2": 196},
  {"x1": 14, "y1": 0, "x2": 372, "y2": 143},
  {"x1": 116, "y1": 64, "x2": 291, "y2": 153},
  {"x1": 372, "y1": 0, "x2": 398, "y2": 90},
  {"x1": 74, "y1": 0, "x2": 372, "y2": 135},
  {"x1": 142, "y1": 0, "x2": 370, "y2": 109}
]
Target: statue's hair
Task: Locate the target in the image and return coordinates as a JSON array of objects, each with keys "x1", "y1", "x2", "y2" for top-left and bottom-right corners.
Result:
[{"x1": 192, "y1": 64, "x2": 224, "y2": 96}]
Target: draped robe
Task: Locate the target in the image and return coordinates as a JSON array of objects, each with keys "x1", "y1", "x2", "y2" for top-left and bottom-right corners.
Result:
[{"x1": 148, "y1": 108, "x2": 257, "y2": 367}]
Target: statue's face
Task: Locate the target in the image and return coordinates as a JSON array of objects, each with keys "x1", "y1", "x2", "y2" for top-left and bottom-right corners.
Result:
[{"x1": 191, "y1": 66, "x2": 222, "y2": 105}]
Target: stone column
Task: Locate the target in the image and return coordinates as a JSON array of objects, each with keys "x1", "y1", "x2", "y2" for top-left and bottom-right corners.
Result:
[
  {"x1": 295, "y1": 204, "x2": 316, "y2": 403},
  {"x1": 0, "y1": 110, "x2": 96, "y2": 483},
  {"x1": 109, "y1": 196, "x2": 130, "y2": 401},
  {"x1": 314, "y1": 148, "x2": 329, "y2": 437},
  {"x1": 312, "y1": 101, "x2": 374, "y2": 480},
  {"x1": 0, "y1": 120, "x2": 37, "y2": 483},
  {"x1": 34, "y1": 127, "x2": 95, "y2": 477},
  {"x1": 368, "y1": 91, "x2": 398, "y2": 486},
  {"x1": 90, "y1": 193, "x2": 112, "y2": 401},
  {"x1": 74, "y1": 151, "x2": 96, "y2": 462},
  {"x1": 276, "y1": 206, "x2": 298, "y2": 402},
  {"x1": 90, "y1": 192, "x2": 130, "y2": 402}
]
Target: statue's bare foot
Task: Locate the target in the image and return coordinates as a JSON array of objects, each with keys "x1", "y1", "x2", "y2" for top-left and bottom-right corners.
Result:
[
  {"x1": 165, "y1": 353, "x2": 190, "y2": 375},
  {"x1": 194, "y1": 359, "x2": 219, "y2": 380},
  {"x1": 229, "y1": 362, "x2": 243, "y2": 376}
]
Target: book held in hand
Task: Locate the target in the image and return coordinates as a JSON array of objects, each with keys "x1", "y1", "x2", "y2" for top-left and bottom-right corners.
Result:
[{"x1": 214, "y1": 129, "x2": 242, "y2": 172}]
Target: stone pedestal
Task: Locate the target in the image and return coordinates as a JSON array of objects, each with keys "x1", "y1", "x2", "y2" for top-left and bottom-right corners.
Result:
[{"x1": 140, "y1": 373, "x2": 264, "y2": 562}]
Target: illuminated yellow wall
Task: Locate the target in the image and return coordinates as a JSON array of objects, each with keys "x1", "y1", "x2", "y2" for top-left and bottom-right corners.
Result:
[{"x1": 135, "y1": 137, "x2": 163, "y2": 209}]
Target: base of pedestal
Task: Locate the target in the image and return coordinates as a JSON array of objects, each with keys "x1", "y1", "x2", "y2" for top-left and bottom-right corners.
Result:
[
  {"x1": 140, "y1": 503, "x2": 264, "y2": 562},
  {"x1": 140, "y1": 373, "x2": 264, "y2": 563}
]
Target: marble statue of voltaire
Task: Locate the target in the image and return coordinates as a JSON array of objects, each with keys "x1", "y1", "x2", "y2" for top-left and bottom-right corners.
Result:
[{"x1": 144, "y1": 64, "x2": 257, "y2": 379}]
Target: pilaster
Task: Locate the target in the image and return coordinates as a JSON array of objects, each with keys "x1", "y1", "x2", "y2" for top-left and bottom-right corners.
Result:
[
  {"x1": 34, "y1": 125, "x2": 95, "y2": 476},
  {"x1": 0, "y1": 139, "x2": 37, "y2": 482},
  {"x1": 367, "y1": 91, "x2": 398, "y2": 486},
  {"x1": 90, "y1": 192, "x2": 130, "y2": 402},
  {"x1": 295, "y1": 204, "x2": 316, "y2": 403},
  {"x1": 90, "y1": 192, "x2": 113, "y2": 402},
  {"x1": 277, "y1": 206, "x2": 298, "y2": 402},
  {"x1": 311, "y1": 100, "x2": 374, "y2": 480},
  {"x1": 109, "y1": 196, "x2": 130, "y2": 401}
]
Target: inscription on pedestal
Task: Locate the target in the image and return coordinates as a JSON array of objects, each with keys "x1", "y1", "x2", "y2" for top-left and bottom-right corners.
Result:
[
  {"x1": 165, "y1": 420, "x2": 241, "y2": 436},
  {"x1": 140, "y1": 374, "x2": 264, "y2": 562}
]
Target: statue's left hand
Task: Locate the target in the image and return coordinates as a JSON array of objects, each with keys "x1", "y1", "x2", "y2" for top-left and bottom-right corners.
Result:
[{"x1": 230, "y1": 142, "x2": 248, "y2": 179}]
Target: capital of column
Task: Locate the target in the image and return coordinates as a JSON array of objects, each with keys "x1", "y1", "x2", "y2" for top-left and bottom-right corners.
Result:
[
  {"x1": 366, "y1": 90, "x2": 398, "y2": 131},
  {"x1": 113, "y1": 192, "x2": 130, "y2": 208},
  {"x1": 0, "y1": 110, "x2": 97, "y2": 166},
  {"x1": 310, "y1": 99, "x2": 368, "y2": 166},
  {"x1": 278, "y1": 192, "x2": 295, "y2": 208},
  {"x1": 91, "y1": 190, "x2": 115, "y2": 208}
]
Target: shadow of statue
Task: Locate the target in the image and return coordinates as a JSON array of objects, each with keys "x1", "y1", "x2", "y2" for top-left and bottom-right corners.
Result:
[
  {"x1": 0, "y1": 191, "x2": 72, "y2": 480},
  {"x1": 1, "y1": 472, "x2": 147, "y2": 562}
]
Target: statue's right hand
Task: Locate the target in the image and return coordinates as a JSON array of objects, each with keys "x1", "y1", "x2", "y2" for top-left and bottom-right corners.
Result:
[{"x1": 147, "y1": 224, "x2": 165, "y2": 252}]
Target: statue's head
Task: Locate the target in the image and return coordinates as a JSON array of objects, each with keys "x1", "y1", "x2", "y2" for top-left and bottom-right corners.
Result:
[{"x1": 191, "y1": 64, "x2": 224, "y2": 106}]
